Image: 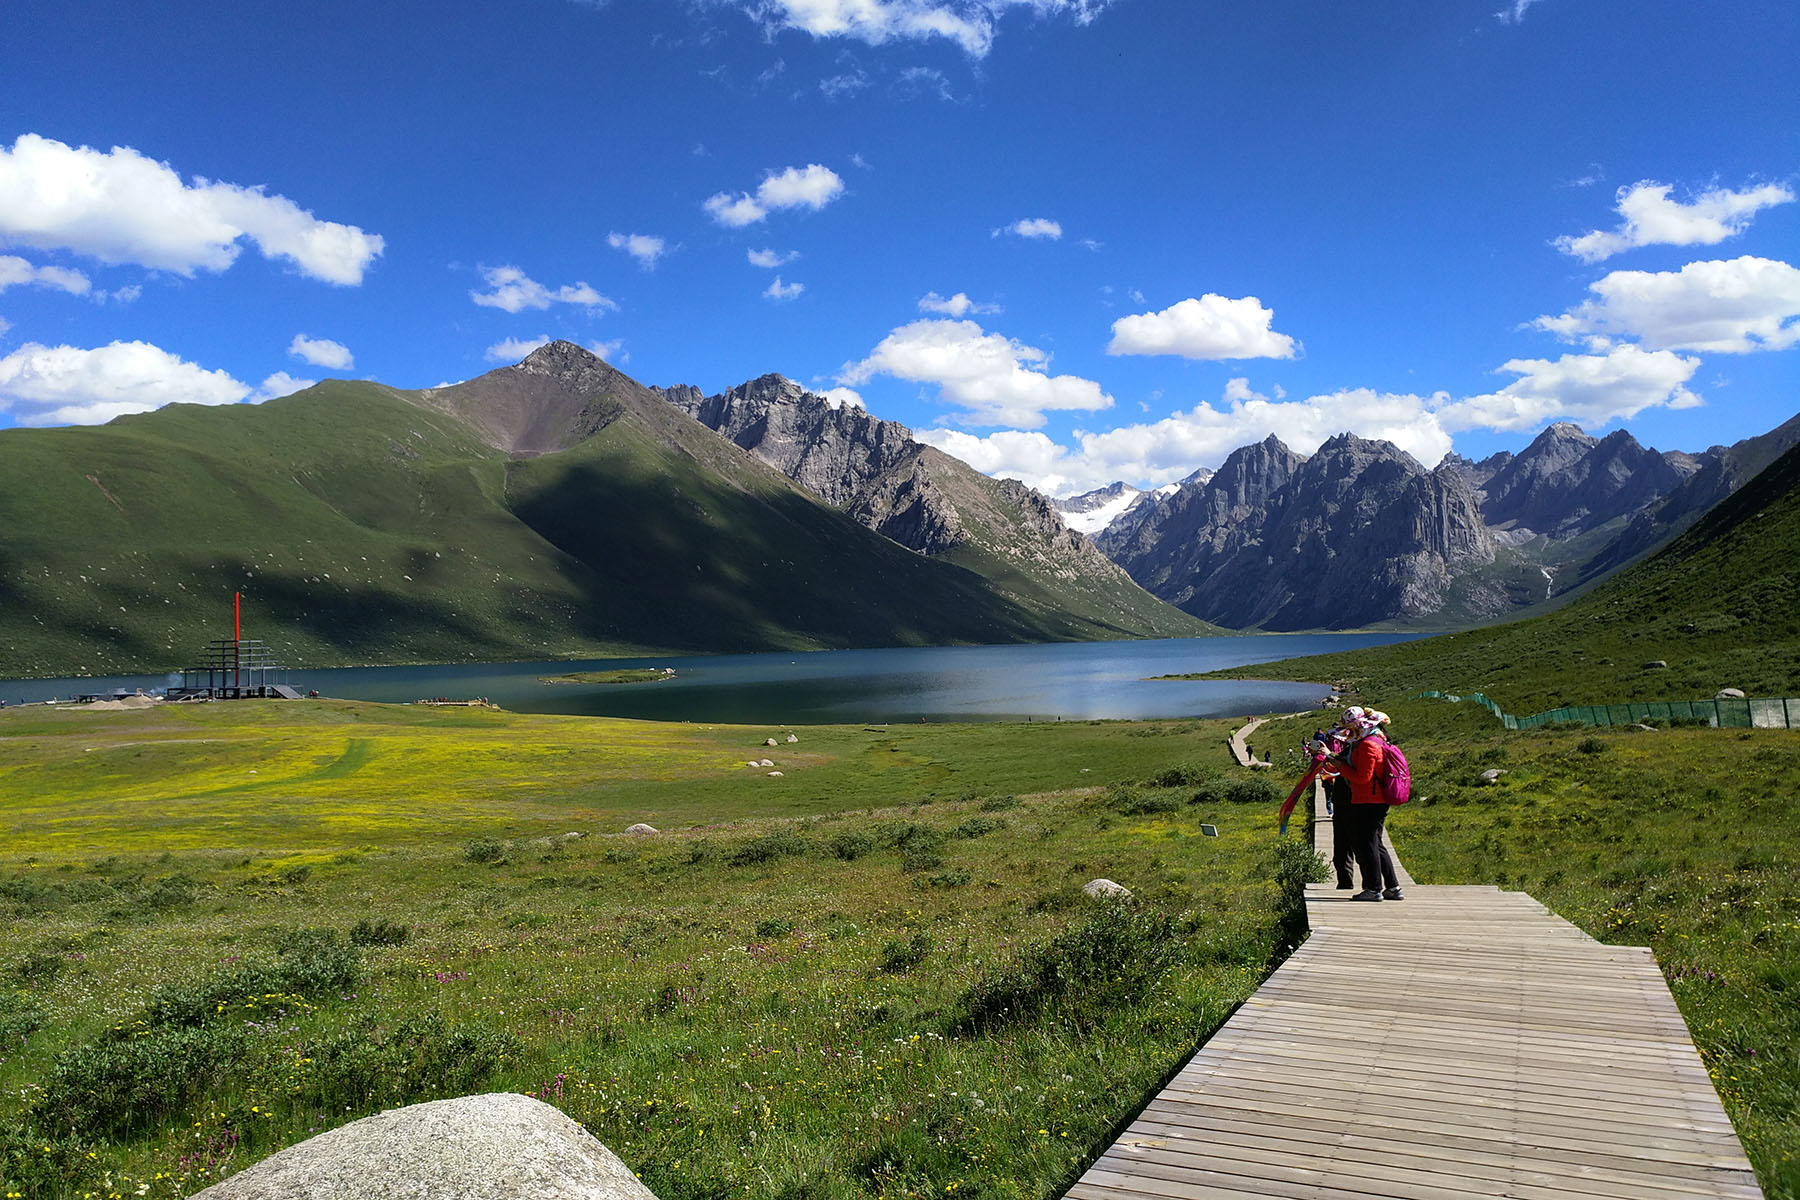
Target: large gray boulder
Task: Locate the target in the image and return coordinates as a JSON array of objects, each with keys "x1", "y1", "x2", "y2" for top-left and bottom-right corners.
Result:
[{"x1": 192, "y1": 1093, "x2": 658, "y2": 1200}]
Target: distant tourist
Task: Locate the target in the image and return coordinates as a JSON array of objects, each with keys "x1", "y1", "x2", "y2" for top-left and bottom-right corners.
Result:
[{"x1": 1338, "y1": 707, "x2": 1404, "y2": 901}]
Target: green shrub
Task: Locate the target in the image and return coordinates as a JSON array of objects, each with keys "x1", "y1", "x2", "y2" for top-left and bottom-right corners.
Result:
[
  {"x1": 926, "y1": 870, "x2": 972, "y2": 888},
  {"x1": 0, "y1": 990, "x2": 44, "y2": 1047},
  {"x1": 297, "y1": 1013, "x2": 517, "y2": 1110},
  {"x1": 901, "y1": 849, "x2": 944, "y2": 873},
  {"x1": 1576, "y1": 736, "x2": 1610, "y2": 754},
  {"x1": 33, "y1": 1024, "x2": 252, "y2": 1138},
  {"x1": 1146, "y1": 763, "x2": 1207, "y2": 788},
  {"x1": 829, "y1": 830, "x2": 876, "y2": 860},
  {"x1": 952, "y1": 904, "x2": 1181, "y2": 1032},
  {"x1": 9, "y1": 948, "x2": 66, "y2": 987},
  {"x1": 349, "y1": 917, "x2": 410, "y2": 946},
  {"x1": 754, "y1": 917, "x2": 794, "y2": 939},
  {"x1": 1108, "y1": 787, "x2": 1182, "y2": 816},
  {"x1": 878, "y1": 931, "x2": 932, "y2": 973},
  {"x1": 0, "y1": 1127, "x2": 101, "y2": 1199},
  {"x1": 464, "y1": 837, "x2": 504, "y2": 864},
  {"x1": 977, "y1": 794, "x2": 1020, "y2": 811},
  {"x1": 728, "y1": 830, "x2": 809, "y2": 866},
  {"x1": 1225, "y1": 777, "x2": 1280, "y2": 806},
  {"x1": 145, "y1": 930, "x2": 360, "y2": 1028},
  {"x1": 953, "y1": 816, "x2": 1006, "y2": 839}
]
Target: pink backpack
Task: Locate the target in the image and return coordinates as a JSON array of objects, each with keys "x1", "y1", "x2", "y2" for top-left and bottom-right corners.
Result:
[{"x1": 1377, "y1": 740, "x2": 1412, "y2": 804}]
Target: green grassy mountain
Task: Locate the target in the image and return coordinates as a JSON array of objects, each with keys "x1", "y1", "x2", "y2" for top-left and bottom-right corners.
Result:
[
  {"x1": 0, "y1": 344, "x2": 1203, "y2": 678},
  {"x1": 1214, "y1": 438, "x2": 1800, "y2": 711}
]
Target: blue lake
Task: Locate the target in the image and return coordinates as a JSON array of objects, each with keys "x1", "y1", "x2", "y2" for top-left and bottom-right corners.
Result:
[{"x1": 0, "y1": 634, "x2": 1423, "y2": 724}]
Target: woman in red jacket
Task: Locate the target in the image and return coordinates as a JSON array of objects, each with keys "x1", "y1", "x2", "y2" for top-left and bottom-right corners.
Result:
[{"x1": 1338, "y1": 709, "x2": 1403, "y2": 901}]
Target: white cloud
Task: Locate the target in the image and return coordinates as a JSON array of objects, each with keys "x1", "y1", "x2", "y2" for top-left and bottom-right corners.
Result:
[
  {"x1": 705, "y1": 163, "x2": 845, "y2": 227},
  {"x1": 287, "y1": 333, "x2": 353, "y2": 370},
  {"x1": 485, "y1": 335, "x2": 553, "y2": 362},
  {"x1": 0, "y1": 339, "x2": 252, "y2": 426},
  {"x1": 249, "y1": 371, "x2": 314, "y2": 402},
  {"x1": 705, "y1": 193, "x2": 769, "y2": 228},
  {"x1": 1495, "y1": 0, "x2": 1545, "y2": 23},
  {"x1": 1437, "y1": 346, "x2": 1701, "y2": 433},
  {"x1": 470, "y1": 265, "x2": 616, "y2": 313},
  {"x1": 919, "y1": 382, "x2": 1456, "y2": 494},
  {"x1": 819, "y1": 71, "x2": 871, "y2": 99},
  {"x1": 764, "y1": 276, "x2": 805, "y2": 301},
  {"x1": 607, "y1": 232, "x2": 667, "y2": 269},
  {"x1": 0, "y1": 134, "x2": 384, "y2": 285},
  {"x1": 588, "y1": 338, "x2": 627, "y2": 363},
  {"x1": 0, "y1": 317, "x2": 10, "y2": 337},
  {"x1": 1107, "y1": 294, "x2": 1299, "y2": 360},
  {"x1": 821, "y1": 386, "x2": 864, "y2": 409},
  {"x1": 994, "y1": 217, "x2": 1061, "y2": 240},
  {"x1": 716, "y1": 0, "x2": 1117, "y2": 57},
  {"x1": 1534, "y1": 256, "x2": 1800, "y2": 354},
  {"x1": 840, "y1": 317, "x2": 1112, "y2": 428},
  {"x1": 1556, "y1": 180, "x2": 1796, "y2": 264},
  {"x1": 918, "y1": 347, "x2": 1700, "y2": 494},
  {"x1": 0, "y1": 253, "x2": 90, "y2": 295},
  {"x1": 918, "y1": 290, "x2": 998, "y2": 317},
  {"x1": 748, "y1": 247, "x2": 799, "y2": 267}
]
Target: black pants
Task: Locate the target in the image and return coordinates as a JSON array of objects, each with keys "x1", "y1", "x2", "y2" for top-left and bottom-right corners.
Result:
[
  {"x1": 1349, "y1": 802, "x2": 1399, "y2": 892},
  {"x1": 1326, "y1": 778, "x2": 1355, "y2": 887}
]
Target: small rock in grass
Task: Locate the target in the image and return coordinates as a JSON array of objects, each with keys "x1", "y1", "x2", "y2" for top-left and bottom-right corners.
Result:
[
  {"x1": 624, "y1": 823, "x2": 658, "y2": 836},
  {"x1": 767, "y1": 770, "x2": 784, "y2": 777},
  {"x1": 1715, "y1": 687, "x2": 1746, "y2": 699},
  {"x1": 765, "y1": 737, "x2": 779, "y2": 746},
  {"x1": 1477, "y1": 769, "x2": 1507, "y2": 784},
  {"x1": 189, "y1": 1092, "x2": 656, "y2": 1200},
  {"x1": 561, "y1": 832, "x2": 585, "y2": 841},
  {"x1": 785, "y1": 733, "x2": 798, "y2": 743},
  {"x1": 1643, "y1": 660, "x2": 1668, "y2": 669},
  {"x1": 1082, "y1": 878, "x2": 1132, "y2": 900},
  {"x1": 759, "y1": 758, "x2": 774, "y2": 767}
]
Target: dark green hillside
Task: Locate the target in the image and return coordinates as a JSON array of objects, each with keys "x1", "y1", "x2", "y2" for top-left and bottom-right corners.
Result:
[
  {"x1": 1212, "y1": 440, "x2": 1800, "y2": 711},
  {"x1": 0, "y1": 365, "x2": 1192, "y2": 678}
]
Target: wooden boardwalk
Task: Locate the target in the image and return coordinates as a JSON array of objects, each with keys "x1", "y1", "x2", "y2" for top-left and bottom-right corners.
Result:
[{"x1": 1065, "y1": 793, "x2": 1763, "y2": 1200}]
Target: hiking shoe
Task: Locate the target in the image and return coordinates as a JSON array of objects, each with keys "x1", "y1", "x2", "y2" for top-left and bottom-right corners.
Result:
[
  {"x1": 1349, "y1": 890, "x2": 1384, "y2": 902},
  {"x1": 1382, "y1": 887, "x2": 1405, "y2": 901}
]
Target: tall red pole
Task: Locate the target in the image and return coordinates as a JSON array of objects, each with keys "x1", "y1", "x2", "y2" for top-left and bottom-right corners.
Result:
[{"x1": 235, "y1": 591, "x2": 241, "y2": 642}]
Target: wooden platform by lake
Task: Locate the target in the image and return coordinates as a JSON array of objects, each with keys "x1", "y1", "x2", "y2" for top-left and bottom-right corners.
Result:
[{"x1": 1065, "y1": 797, "x2": 1763, "y2": 1200}]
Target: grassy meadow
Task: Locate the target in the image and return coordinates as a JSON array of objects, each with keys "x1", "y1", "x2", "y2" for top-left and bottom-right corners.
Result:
[
  {"x1": 1, "y1": 695, "x2": 1796, "y2": 1198},
  {"x1": 0, "y1": 701, "x2": 1302, "y2": 1200}
]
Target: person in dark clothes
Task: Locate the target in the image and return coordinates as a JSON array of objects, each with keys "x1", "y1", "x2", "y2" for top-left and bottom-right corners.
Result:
[
  {"x1": 1339, "y1": 708, "x2": 1402, "y2": 901},
  {"x1": 1310, "y1": 716, "x2": 1356, "y2": 888}
]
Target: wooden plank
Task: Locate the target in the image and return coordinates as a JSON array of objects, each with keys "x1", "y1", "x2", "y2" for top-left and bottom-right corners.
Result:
[{"x1": 1068, "y1": 835, "x2": 1764, "y2": 1200}]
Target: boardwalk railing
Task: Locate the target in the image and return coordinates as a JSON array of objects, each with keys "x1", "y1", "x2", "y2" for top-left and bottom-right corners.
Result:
[{"x1": 1416, "y1": 688, "x2": 1800, "y2": 730}]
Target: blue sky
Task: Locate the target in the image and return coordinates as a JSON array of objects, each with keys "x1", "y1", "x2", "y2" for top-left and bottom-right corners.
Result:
[{"x1": 2, "y1": 0, "x2": 1796, "y2": 495}]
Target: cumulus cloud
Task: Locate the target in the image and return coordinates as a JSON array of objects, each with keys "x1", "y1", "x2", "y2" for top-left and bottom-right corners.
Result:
[
  {"x1": 748, "y1": 247, "x2": 799, "y2": 267},
  {"x1": 920, "y1": 381, "x2": 1452, "y2": 494},
  {"x1": 918, "y1": 290, "x2": 999, "y2": 317},
  {"x1": 1107, "y1": 294, "x2": 1299, "y2": 360},
  {"x1": 993, "y1": 217, "x2": 1061, "y2": 240},
  {"x1": 287, "y1": 333, "x2": 353, "y2": 370},
  {"x1": 1437, "y1": 346, "x2": 1701, "y2": 432},
  {"x1": 917, "y1": 346, "x2": 1701, "y2": 494},
  {"x1": 821, "y1": 386, "x2": 864, "y2": 409},
  {"x1": 249, "y1": 371, "x2": 314, "y2": 402},
  {"x1": 840, "y1": 317, "x2": 1112, "y2": 428},
  {"x1": 0, "y1": 253, "x2": 90, "y2": 295},
  {"x1": 0, "y1": 339, "x2": 253, "y2": 425},
  {"x1": 607, "y1": 232, "x2": 667, "y2": 269},
  {"x1": 1556, "y1": 180, "x2": 1795, "y2": 264},
  {"x1": 485, "y1": 335, "x2": 553, "y2": 362},
  {"x1": 470, "y1": 266, "x2": 615, "y2": 313},
  {"x1": 588, "y1": 338, "x2": 627, "y2": 363},
  {"x1": 1534, "y1": 256, "x2": 1800, "y2": 354},
  {"x1": 763, "y1": 276, "x2": 805, "y2": 300},
  {"x1": 714, "y1": 0, "x2": 1117, "y2": 57},
  {"x1": 0, "y1": 134, "x2": 384, "y2": 285},
  {"x1": 705, "y1": 164, "x2": 845, "y2": 227}
]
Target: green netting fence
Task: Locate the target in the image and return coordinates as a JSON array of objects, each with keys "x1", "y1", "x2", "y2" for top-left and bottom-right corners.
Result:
[{"x1": 1413, "y1": 690, "x2": 1800, "y2": 731}]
